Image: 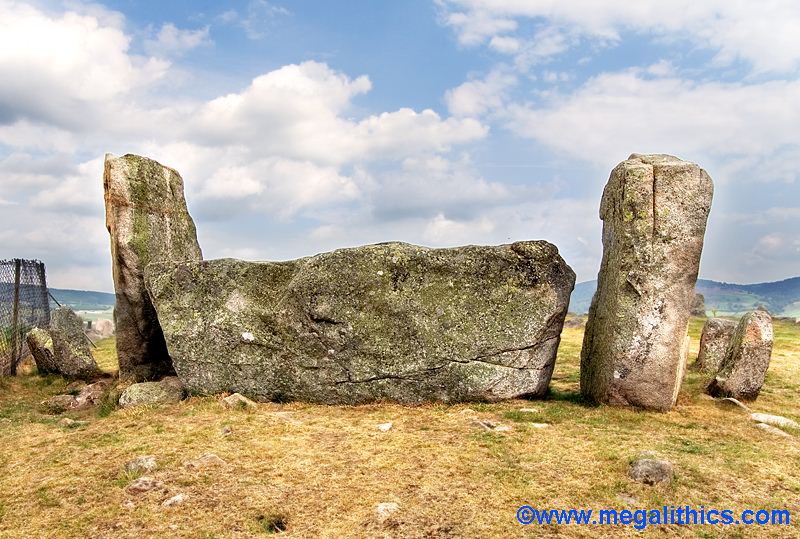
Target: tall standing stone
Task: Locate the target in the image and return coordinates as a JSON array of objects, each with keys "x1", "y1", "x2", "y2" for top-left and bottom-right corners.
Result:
[
  {"x1": 696, "y1": 318, "x2": 736, "y2": 373},
  {"x1": 104, "y1": 154, "x2": 202, "y2": 381},
  {"x1": 580, "y1": 154, "x2": 713, "y2": 411},
  {"x1": 706, "y1": 311, "x2": 773, "y2": 401}
]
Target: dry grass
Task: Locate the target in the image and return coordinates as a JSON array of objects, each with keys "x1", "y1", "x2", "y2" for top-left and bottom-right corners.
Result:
[{"x1": 0, "y1": 321, "x2": 798, "y2": 538}]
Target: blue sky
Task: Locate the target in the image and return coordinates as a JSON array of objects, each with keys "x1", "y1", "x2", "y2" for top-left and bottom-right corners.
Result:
[{"x1": 1, "y1": 0, "x2": 799, "y2": 291}]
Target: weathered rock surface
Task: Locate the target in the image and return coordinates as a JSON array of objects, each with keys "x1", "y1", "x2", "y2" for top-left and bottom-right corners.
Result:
[
  {"x1": 27, "y1": 308, "x2": 98, "y2": 379},
  {"x1": 26, "y1": 327, "x2": 58, "y2": 374},
  {"x1": 42, "y1": 380, "x2": 111, "y2": 412},
  {"x1": 104, "y1": 153, "x2": 202, "y2": 382},
  {"x1": 696, "y1": 318, "x2": 736, "y2": 373},
  {"x1": 221, "y1": 392, "x2": 258, "y2": 410},
  {"x1": 146, "y1": 241, "x2": 575, "y2": 404},
  {"x1": 750, "y1": 413, "x2": 799, "y2": 430},
  {"x1": 118, "y1": 376, "x2": 184, "y2": 407},
  {"x1": 124, "y1": 456, "x2": 157, "y2": 475},
  {"x1": 628, "y1": 457, "x2": 674, "y2": 485},
  {"x1": 690, "y1": 293, "x2": 706, "y2": 317},
  {"x1": 706, "y1": 311, "x2": 773, "y2": 401},
  {"x1": 580, "y1": 154, "x2": 713, "y2": 411}
]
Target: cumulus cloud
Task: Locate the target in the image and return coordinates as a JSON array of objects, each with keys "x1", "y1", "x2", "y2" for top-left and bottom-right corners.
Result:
[
  {"x1": 438, "y1": 0, "x2": 800, "y2": 73},
  {"x1": 445, "y1": 68, "x2": 517, "y2": 117},
  {"x1": 0, "y1": 1, "x2": 168, "y2": 129},
  {"x1": 504, "y1": 71, "x2": 800, "y2": 181},
  {"x1": 144, "y1": 23, "x2": 211, "y2": 56}
]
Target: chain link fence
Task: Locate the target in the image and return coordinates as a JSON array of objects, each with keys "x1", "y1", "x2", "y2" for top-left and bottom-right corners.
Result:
[{"x1": 0, "y1": 259, "x2": 50, "y2": 375}]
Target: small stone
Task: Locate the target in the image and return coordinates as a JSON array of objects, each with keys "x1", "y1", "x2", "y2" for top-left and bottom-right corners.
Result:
[
  {"x1": 221, "y1": 393, "x2": 257, "y2": 410},
  {"x1": 124, "y1": 456, "x2": 157, "y2": 475},
  {"x1": 628, "y1": 457, "x2": 674, "y2": 485},
  {"x1": 474, "y1": 419, "x2": 511, "y2": 432},
  {"x1": 375, "y1": 502, "x2": 399, "y2": 524},
  {"x1": 123, "y1": 500, "x2": 136, "y2": 509},
  {"x1": 754, "y1": 423, "x2": 792, "y2": 438},
  {"x1": 221, "y1": 426, "x2": 233, "y2": 437},
  {"x1": 271, "y1": 411, "x2": 302, "y2": 425},
  {"x1": 459, "y1": 408, "x2": 477, "y2": 415},
  {"x1": 126, "y1": 476, "x2": 165, "y2": 495},
  {"x1": 185, "y1": 453, "x2": 226, "y2": 469},
  {"x1": 530, "y1": 423, "x2": 550, "y2": 429},
  {"x1": 716, "y1": 397, "x2": 751, "y2": 413},
  {"x1": 751, "y1": 413, "x2": 799, "y2": 430},
  {"x1": 41, "y1": 394, "x2": 79, "y2": 414},
  {"x1": 616, "y1": 493, "x2": 639, "y2": 506},
  {"x1": 377, "y1": 422, "x2": 393, "y2": 432},
  {"x1": 162, "y1": 493, "x2": 185, "y2": 507},
  {"x1": 518, "y1": 408, "x2": 539, "y2": 413},
  {"x1": 241, "y1": 332, "x2": 255, "y2": 342},
  {"x1": 118, "y1": 377, "x2": 184, "y2": 408},
  {"x1": 57, "y1": 417, "x2": 86, "y2": 428}
]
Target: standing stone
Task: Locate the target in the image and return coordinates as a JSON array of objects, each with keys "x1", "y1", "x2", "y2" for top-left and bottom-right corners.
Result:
[
  {"x1": 104, "y1": 154, "x2": 202, "y2": 382},
  {"x1": 696, "y1": 318, "x2": 736, "y2": 373},
  {"x1": 581, "y1": 154, "x2": 713, "y2": 411},
  {"x1": 706, "y1": 311, "x2": 773, "y2": 401},
  {"x1": 690, "y1": 293, "x2": 706, "y2": 317},
  {"x1": 145, "y1": 241, "x2": 576, "y2": 404}
]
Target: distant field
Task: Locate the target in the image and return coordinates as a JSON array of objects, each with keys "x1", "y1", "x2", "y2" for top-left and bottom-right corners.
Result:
[
  {"x1": 1, "y1": 321, "x2": 798, "y2": 537},
  {"x1": 570, "y1": 277, "x2": 800, "y2": 317}
]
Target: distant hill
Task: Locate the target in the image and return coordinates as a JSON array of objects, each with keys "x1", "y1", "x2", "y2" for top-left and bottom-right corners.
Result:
[
  {"x1": 49, "y1": 288, "x2": 115, "y2": 311},
  {"x1": 569, "y1": 276, "x2": 800, "y2": 317}
]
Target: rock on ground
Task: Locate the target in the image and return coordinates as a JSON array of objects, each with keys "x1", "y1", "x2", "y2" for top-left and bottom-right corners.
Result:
[
  {"x1": 754, "y1": 423, "x2": 792, "y2": 438},
  {"x1": 28, "y1": 308, "x2": 99, "y2": 379},
  {"x1": 104, "y1": 153, "x2": 202, "y2": 382},
  {"x1": 696, "y1": 318, "x2": 736, "y2": 373},
  {"x1": 706, "y1": 311, "x2": 773, "y2": 401},
  {"x1": 146, "y1": 241, "x2": 575, "y2": 404},
  {"x1": 118, "y1": 376, "x2": 184, "y2": 408},
  {"x1": 26, "y1": 328, "x2": 58, "y2": 374},
  {"x1": 126, "y1": 476, "x2": 165, "y2": 495},
  {"x1": 124, "y1": 456, "x2": 157, "y2": 475},
  {"x1": 375, "y1": 502, "x2": 400, "y2": 524},
  {"x1": 41, "y1": 380, "x2": 110, "y2": 413},
  {"x1": 580, "y1": 154, "x2": 713, "y2": 411},
  {"x1": 628, "y1": 457, "x2": 674, "y2": 485},
  {"x1": 221, "y1": 393, "x2": 257, "y2": 410},
  {"x1": 750, "y1": 413, "x2": 799, "y2": 430}
]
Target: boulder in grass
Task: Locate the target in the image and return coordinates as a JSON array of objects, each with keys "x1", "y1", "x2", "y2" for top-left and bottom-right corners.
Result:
[
  {"x1": 118, "y1": 376, "x2": 185, "y2": 408},
  {"x1": 146, "y1": 241, "x2": 576, "y2": 404},
  {"x1": 696, "y1": 318, "x2": 736, "y2": 374},
  {"x1": 706, "y1": 311, "x2": 773, "y2": 401}
]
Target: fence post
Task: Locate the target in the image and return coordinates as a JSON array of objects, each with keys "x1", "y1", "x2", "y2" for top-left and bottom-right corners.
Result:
[{"x1": 10, "y1": 259, "x2": 21, "y2": 375}]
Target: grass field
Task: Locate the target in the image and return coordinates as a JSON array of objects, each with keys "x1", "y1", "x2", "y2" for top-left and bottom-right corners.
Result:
[{"x1": 0, "y1": 318, "x2": 798, "y2": 538}]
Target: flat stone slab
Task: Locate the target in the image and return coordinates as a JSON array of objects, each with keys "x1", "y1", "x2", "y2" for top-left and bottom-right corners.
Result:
[{"x1": 146, "y1": 241, "x2": 575, "y2": 404}]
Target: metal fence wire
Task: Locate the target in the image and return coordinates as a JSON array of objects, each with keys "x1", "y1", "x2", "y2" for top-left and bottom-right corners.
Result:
[{"x1": 0, "y1": 259, "x2": 50, "y2": 375}]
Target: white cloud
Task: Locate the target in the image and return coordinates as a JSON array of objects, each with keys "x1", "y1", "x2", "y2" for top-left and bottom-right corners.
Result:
[
  {"x1": 144, "y1": 23, "x2": 211, "y2": 56},
  {"x1": 422, "y1": 213, "x2": 495, "y2": 244},
  {"x1": 0, "y1": 1, "x2": 168, "y2": 128},
  {"x1": 438, "y1": 0, "x2": 800, "y2": 73},
  {"x1": 445, "y1": 68, "x2": 517, "y2": 117},
  {"x1": 505, "y1": 71, "x2": 800, "y2": 181}
]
